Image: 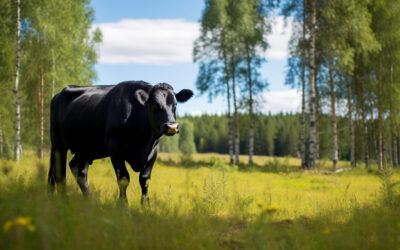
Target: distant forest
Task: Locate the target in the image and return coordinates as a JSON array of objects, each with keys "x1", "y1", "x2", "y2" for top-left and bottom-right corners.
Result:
[{"x1": 158, "y1": 112, "x2": 392, "y2": 165}]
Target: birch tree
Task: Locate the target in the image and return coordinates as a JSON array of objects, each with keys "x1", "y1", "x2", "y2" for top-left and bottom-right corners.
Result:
[{"x1": 13, "y1": 0, "x2": 21, "y2": 161}]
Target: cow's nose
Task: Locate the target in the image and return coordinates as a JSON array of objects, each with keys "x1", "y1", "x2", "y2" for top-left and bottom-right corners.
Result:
[{"x1": 165, "y1": 123, "x2": 179, "y2": 135}]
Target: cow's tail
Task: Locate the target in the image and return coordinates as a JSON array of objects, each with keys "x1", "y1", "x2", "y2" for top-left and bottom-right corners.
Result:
[
  {"x1": 48, "y1": 148, "x2": 56, "y2": 187},
  {"x1": 48, "y1": 93, "x2": 67, "y2": 192}
]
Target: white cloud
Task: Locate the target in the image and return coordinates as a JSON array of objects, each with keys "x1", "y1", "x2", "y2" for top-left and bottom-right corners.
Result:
[
  {"x1": 259, "y1": 89, "x2": 301, "y2": 114},
  {"x1": 93, "y1": 19, "x2": 200, "y2": 65},
  {"x1": 187, "y1": 110, "x2": 224, "y2": 117},
  {"x1": 94, "y1": 16, "x2": 292, "y2": 65},
  {"x1": 265, "y1": 16, "x2": 293, "y2": 60}
]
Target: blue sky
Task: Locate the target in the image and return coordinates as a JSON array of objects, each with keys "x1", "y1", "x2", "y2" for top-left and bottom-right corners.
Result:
[{"x1": 91, "y1": 0, "x2": 300, "y2": 115}]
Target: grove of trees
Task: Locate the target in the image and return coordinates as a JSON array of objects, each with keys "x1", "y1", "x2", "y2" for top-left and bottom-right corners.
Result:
[
  {"x1": 0, "y1": 0, "x2": 101, "y2": 160},
  {"x1": 193, "y1": 0, "x2": 400, "y2": 169}
]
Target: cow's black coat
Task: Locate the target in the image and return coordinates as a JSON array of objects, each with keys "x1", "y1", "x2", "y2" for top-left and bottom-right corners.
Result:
[{"x1": 48, "y1": 81, "x2": 193, "y2": 203}]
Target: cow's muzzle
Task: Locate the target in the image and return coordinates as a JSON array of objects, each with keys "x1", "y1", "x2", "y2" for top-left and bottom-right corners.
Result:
[{"x1": 164, "y1": 123, "x2": 179, "y2": 136}]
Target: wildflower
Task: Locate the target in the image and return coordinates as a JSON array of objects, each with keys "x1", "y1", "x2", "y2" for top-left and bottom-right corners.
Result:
[
  {"x1": 264, "y1": 205, "x2": 279, "y2": 212},
  {"x1": 256, "y1": 201, "x2": 263, "y2": 208},
  {"x1": 2, "y1": 216, "x2": 35, "y2": 232},
  {"x1": 15, "y1": 216, "x2": 32, "y2": 227},
  {"x1": 26, "y1": 225, "x2": 36, "y2": 232},
  {"x1": 2, "y1": 220, "x2": 13, "y2": 232}
]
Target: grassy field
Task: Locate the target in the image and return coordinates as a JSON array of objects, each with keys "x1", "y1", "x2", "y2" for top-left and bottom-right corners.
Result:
[{"x1": 1, "y1": 152, "x2": 400, "y2": 249}]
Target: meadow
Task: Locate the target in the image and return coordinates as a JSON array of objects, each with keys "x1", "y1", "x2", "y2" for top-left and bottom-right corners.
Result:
[{"x1": 1, "y1": 152, "x2": 400, "y2": 249}]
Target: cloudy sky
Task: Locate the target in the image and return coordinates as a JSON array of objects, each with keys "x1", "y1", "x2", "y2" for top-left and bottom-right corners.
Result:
[{"x1": 91, "y1": 0, "x2": 300, "y2": 115}]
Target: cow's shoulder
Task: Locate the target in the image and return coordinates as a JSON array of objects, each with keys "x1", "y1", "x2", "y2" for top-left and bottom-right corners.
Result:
[{"x1": 105, "y1": 81, "x2": 152, "y2": 135}]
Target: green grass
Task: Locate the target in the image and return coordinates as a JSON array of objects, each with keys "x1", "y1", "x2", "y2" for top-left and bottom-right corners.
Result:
[{"x1": 1, "y1": 152, "x2": 400, "y2": 249}]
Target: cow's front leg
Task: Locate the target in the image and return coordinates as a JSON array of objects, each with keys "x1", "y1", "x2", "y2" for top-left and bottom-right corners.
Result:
[
  {"x1": 139, "y1": 174, "x2": 150, "y2": 206},
  {"x1": 111, "y1": 156, "x2": 130, "y2": 203},
  {"x1": 139, "y1": 150, "x2": 156, "y2": 206}
]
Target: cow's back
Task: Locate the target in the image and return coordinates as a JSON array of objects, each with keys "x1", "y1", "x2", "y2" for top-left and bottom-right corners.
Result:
[{"x1": 51, "y1": 85, "x2": 114, "y2": 158}]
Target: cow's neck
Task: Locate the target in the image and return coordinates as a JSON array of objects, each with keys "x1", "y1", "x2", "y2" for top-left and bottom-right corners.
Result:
[{"x1": 143, "y1": 118, "x2": 161, "y2": 148}]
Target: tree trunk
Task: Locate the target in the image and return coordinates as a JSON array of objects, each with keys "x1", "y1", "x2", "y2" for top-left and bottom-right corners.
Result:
[
  {"x1": 328, "y1": 56, "x2": 338, "y2": 170},
  {"x1": 389, "y1": 63, "x2": 397, "y2": 167},
  {"x1": 51, "y1": 49, "x2": 56, "y2": 98},
  {"x1": 346, "y1": 76, "x2": 355, "y2": 167},
  {"x1": 392, "y1": 136, "x2": 398, "y2": 167},
  {"x1": 346, "y1": 75, "x2": 355, "y2": 167},
  {"x1": 300, "y1": 0, "x2": 307, "y2": 169},
  {"x1": 38, "y1": 68, "x2": 45, "y2": 160},
  {"x1": 224, "y1": 55, "x2": 234, "y2": 165},
  {"x1": 315, "y1": 71, "x2": 320, "y2": 161},
  {"x1": 0, "y1": 112, "x2": 3, "y2": 157},
  {"x1": 307, "y1": 0, "x2": 317, "y2": 169},
  {"x1": 377, "y1": 65, "x2": 383, "y2": 170},
  {"x1": 246, "y1": 47, "x2": 254, "y2": 165},
  {"x1": 231, "y1": 58, "x2": 240, "y2": 165},
  {"x1": 226, "y1": 78, "x2": 233, "y2": 165},
  {"x1": 368, "y1": 78, "x2": 378, "y2": 161},
  {"x1": 13, "y1": 0, "x2": 21, "y2": 162},
  {"x1": 397, "y1": 136, "x2": 400, "y2": 167},
  {"x1": 362, "y1": 77, "x2": 369, "y2": 169}
]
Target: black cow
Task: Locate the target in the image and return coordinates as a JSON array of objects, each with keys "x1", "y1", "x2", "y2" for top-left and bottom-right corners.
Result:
[{"x1": 48, "y1": 81, "x2": 193, "y2": 204}]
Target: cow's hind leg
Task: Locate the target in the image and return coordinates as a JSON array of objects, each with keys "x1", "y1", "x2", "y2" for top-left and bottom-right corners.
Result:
[
  {"x1": 110, "y1": 157, "x2": 130, "y2": 203},
  {"x1": 48, "y1": 147, "x2": 67, "y2": 193},
  {"x1": 69, "y1": 155, "x2": 90, "y2": 195}
]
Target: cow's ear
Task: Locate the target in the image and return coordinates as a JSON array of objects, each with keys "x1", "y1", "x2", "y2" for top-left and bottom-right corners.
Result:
[
  {"x1": 175, "y1": 89, "x2": 193, "y2": 103},
  {"x1": 135, "y1": 89, "x2": 149, "y2": 105}
]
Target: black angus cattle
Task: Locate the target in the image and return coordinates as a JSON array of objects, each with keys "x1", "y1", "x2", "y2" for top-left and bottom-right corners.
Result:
[{"x1": 48, "y1": 81, "x2": 193, "y2": 204}]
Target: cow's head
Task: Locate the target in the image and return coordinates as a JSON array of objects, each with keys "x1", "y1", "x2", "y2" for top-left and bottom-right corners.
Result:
[{"x1": 135, "y1": 83, "x2": 193, "y2": 136}]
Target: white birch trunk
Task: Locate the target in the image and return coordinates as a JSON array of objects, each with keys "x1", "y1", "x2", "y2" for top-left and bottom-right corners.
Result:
[
  {"x1": 13, "y1": 0, "x2": 22, "y2": 162},
  {"x1": 231, "y1": 59, "x2": 240, "y2": 165},
  {"x1": 300, "y1": 0, "x2": 307, "y2": 168},
  {"x1": 308, "y1": 0, "x2": 317, "y2": 169}
]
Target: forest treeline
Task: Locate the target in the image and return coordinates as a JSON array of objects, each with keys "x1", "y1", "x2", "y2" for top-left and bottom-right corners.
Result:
[
  {"x1": 159, "y1": 112, "x2": 399, "y2": 166},
  {"x1": 194, "y1": 0, "x2": 400, "y2": 169}
]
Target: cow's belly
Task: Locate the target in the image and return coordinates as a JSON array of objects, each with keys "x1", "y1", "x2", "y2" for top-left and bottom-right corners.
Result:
[{"x1": 62, "y1": 125, "x2": 108, "y2": 160}]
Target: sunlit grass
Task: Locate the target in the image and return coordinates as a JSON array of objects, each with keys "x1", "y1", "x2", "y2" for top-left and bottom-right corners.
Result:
[{"x1": 1, "y1": 152, "x2": 400, "y2": 249}]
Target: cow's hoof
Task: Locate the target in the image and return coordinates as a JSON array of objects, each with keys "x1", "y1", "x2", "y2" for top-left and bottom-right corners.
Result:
[{"x1": 140, "y1": 196, "x2": 151, "y2": 208}]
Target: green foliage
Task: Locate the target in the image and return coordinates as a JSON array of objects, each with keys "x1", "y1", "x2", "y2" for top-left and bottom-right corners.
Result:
[
  {"x1": 178, "y1": 121, "x2": 197, "y2": 156},
  {"x1": 0, "y1": 0, "x2": 16, "y2": 159},
  {"x1": 159, "y1": 135, "x2": 180, "y2": 153},
  {"x1": 0, "y1": 0, "x2": 100, "y2": 157}
]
